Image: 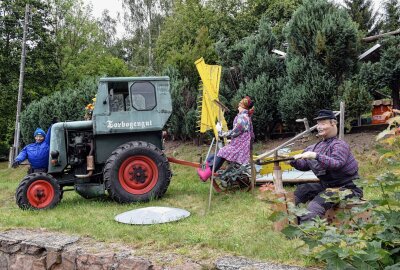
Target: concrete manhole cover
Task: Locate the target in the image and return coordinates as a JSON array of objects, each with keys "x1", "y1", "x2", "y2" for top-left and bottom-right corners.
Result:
[{"x1": 115, "y1": 206, "x2": 190, "y2": 225}]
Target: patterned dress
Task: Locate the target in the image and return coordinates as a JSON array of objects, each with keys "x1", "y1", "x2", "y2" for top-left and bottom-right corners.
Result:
[{"x1": 217, "y1": 110, "x2": 254, "y2": 165}]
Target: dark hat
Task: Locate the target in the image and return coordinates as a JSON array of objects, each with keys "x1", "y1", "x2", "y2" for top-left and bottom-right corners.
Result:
[{"x1": 314, "y1": 109, "x2": 336, "y2": 121}]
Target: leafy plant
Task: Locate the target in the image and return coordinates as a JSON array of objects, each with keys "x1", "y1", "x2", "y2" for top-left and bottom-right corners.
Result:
[{"x1": 277, "y1": 168, "x2": 400, "y2": 269}]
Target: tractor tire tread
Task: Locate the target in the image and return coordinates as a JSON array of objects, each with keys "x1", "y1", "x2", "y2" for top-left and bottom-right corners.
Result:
[
  {"x1": 15, "y1": 172, "x2": 61, "y2": 210},
  {"x1": 104, "y1": 141, "x2": 171, "y2": 203}
]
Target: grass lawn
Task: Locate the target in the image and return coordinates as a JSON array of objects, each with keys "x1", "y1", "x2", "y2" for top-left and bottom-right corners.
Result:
[{"x1": 0, "y1": 141, "x2": 388, "y2": 267}]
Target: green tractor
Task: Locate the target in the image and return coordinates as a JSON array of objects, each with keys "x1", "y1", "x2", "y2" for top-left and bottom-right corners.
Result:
[{"x1": 16, "y1": 77, "x2": 173, "y2": 210}]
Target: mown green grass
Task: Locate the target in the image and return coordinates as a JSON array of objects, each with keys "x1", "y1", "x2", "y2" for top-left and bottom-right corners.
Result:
[{"x1": 0, "y1": 142, "x2": 387, "y2": 266}]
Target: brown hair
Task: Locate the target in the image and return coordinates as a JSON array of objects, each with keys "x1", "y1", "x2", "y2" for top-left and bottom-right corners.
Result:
[{"x1": 239, "y1": 96, "x2": 254, "y2": 116}]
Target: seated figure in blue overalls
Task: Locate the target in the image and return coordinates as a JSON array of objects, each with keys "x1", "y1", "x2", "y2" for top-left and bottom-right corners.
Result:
[{"x1": 12, "y1": 126, "x2": 52, "y2": 173}]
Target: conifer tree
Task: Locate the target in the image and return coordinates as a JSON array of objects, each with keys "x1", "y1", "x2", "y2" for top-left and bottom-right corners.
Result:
[
  {"x1": 234, "y1": 17, "x2": 286, "y2": 138},
  {"x1": 20, "y1": 77, "x2": 98, "y2": 144},
  {"x1": 381, "y1": 0, "x2": 400, "y2": 32},
  {"x1": 279, "y1": 0, "x2": 359, "y2": 124},
  {"x1": 358, "y1": 36, "x2": 400, "y2": 109},
  {"x1": 343, "y1": 0, "x2": 380, "y2": 35}
]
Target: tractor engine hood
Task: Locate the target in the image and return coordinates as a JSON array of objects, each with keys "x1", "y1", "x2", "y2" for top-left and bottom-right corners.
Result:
[{"x1": 48, "y1": 121, "x2": 93, "y2": 173}]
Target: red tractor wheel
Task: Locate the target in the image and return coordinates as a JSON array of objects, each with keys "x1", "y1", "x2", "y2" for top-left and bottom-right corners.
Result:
[
  {"x1": 15, "y1": 173, "x2": 61, "y2": 210},
  {"x1": 104, "y1": 141, "x2": 171, "y2": 203},
  {"x1": 118, "y1": 155, "x2": 159, "y2": 194}
]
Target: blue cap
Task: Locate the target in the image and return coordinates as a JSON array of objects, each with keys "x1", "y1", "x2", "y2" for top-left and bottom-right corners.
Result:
[{"x1": 34, "y1": 128, "x2": 45, "y2": 137}]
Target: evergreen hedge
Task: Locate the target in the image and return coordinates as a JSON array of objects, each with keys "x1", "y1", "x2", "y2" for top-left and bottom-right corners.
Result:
[{"x1": 20, "y1": 77, "x2": 98, "y2": 145}]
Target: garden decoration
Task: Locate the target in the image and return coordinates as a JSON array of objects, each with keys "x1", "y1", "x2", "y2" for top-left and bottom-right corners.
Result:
[{"x1": 115, "y1": 206, "x2": 190, "y2": 225}]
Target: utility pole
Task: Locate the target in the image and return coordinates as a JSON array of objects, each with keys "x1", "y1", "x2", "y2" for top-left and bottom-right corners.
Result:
[{"x1": 10, "y1": 4, "x2": 29, "y2": 167}]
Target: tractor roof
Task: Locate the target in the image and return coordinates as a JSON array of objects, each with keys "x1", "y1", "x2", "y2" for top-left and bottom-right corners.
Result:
[{"x1": 99, "y1": 77, "x2": 169, "y2": 82}]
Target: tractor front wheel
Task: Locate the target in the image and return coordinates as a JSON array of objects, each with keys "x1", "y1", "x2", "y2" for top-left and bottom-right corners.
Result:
[
  {"x1": 104, "y1": 141, "x2": 171, "y2": 203},
  {"x1": 15, "y1": 173, "x2": 61, "y2": 210}
]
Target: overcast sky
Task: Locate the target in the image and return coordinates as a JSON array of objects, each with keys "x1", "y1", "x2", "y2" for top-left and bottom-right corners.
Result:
[
  {"x1": 83, "y1": 0, "x2": 387, "y2": 38},
  {"x1": 82, "y1": 0, "x2": 125, "y2": 37}
]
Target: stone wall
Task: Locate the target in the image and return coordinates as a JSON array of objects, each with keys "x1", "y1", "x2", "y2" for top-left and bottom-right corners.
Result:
[
  {"x1": 0, "y1": 229, "x2": 309, "y2": 270},
  {"x1": 0, "y1": 229, "x2": 202, "y2": 270}
]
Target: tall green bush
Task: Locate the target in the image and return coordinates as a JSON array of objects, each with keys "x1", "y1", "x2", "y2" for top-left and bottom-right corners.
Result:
[
  {"x1": 339, "y1": 79, "x2": 373, "y2": 122},
  {"x1": 164, "y1": 66, "x2": 198, "y2": 140},
  {"x1": 233, "y1": 17, "x2": 286, "y2": 138},
  {"x1": 280, "y1": 0, "x2": 359, "y2": 124},
  {"x1": 20, "y1": 77, "x2": 98, "y2": 145},
  {"x1": 279, "y1": 57, "x2": 336, "y2": 124}
]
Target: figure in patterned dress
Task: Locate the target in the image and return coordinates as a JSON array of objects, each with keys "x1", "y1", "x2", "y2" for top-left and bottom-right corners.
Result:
[{"x1": 197, "y1": 96, "x2": 255, "y2": 182}]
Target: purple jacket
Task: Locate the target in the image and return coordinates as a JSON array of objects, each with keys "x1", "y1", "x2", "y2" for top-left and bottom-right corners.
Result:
[{"x1": 290, "y1": 137, "x2": 359, "y2": 188}]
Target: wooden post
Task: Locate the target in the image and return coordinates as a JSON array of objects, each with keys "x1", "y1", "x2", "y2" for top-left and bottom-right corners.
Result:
[
  {"x1": 11, "y1": 4, "x2": 29, "y2": 166},
  {"x1": 272, "y1": 151, "x2": 285, "y2": 193},
  {"x1": 339, "y1": 101, "x2": 345, "y2": 140},
  {"x1": 8, "y1": 147, "x2": 13, "y2": 168},
  {"x1": 207, "y1": 140, "x2": 219, "y2": 212},
  {"x1": 250, "y1": 141, "x2": 256, "y2": 193}
]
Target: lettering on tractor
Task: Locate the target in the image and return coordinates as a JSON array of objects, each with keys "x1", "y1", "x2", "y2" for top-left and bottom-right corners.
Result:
[{"x1": 15, "y1": 77, "x2": 173, "y2": 210}]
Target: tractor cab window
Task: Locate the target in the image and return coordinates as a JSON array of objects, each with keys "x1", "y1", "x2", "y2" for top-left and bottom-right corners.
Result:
[
  {"x1": 130, "y1": 82, "x2": 156, "y2": 111},
  {"x1": 108, "y1": 82, "x2": 129, "y2": 112}
]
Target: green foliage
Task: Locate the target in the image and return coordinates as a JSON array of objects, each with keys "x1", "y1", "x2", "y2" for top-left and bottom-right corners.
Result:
[
  {"x1": 339, "y1": 79, "x2": 373, "y2": 120},
  {"x1": 20, "y1": 77, "x2": 98, "y2": 144},
  {"x1": 164, "y1": 67, "x2": 198, "y2": 140},
  {"x1": 237, "y1": 76, "x2": 286, "y2": 138},
  {"x1": 122, "y1": 0, "x2": 173, "y2": 71},
  {"x1": 262, "y1": 0, "x2": 303, "y2": 43},
  {"x1": 48, "y1": 0, "x2": 132, "y2": 88},
  {"x1": 155, "y1": 0, "x2": 217, "y2": 71},
  {"x1": 220, "y1": 17, "x2": 286, "y2": 138},
  {"x1": 381, "y1": 0, "x2": 400, "y2": 32},
  {"x1": 0, "y1": 0, "x2": 60, "y2": 158},
  {"x1": 279, "y1": 56, "x2": 336, "y2": 124},
  {"x1": 343, "y1": 0, "x2": 380, "y2": 35},
  {"x1": 280, "y1": 0, "x2": 359, "y2": 124},
  {"x1": 285, "y1": 0, "x2": 358, "y2": 81},
  {"x1": 358, "y1": 36, "x2": 400, "y2": 108}
]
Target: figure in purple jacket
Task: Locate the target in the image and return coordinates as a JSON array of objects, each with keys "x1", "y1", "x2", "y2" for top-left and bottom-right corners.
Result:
[
  {"x1": 12, "y1": 126, "x2": 52, "y2": 173},
  {"x1": 197, "y1": 96, "x2": 255, "y2": 182},
  {"x1": 290, "y1": 109, "x2": 363, "y2": 223}
]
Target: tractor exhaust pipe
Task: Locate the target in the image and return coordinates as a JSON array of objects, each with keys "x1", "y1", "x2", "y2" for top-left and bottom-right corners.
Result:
[{"x1": 76, "y1": 141, "x2": 95, "y2": 179}]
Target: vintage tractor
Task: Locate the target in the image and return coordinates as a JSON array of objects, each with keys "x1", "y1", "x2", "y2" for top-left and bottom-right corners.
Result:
[{"x1": 15, "y1": 77, "x2": 173, "y2": 209}]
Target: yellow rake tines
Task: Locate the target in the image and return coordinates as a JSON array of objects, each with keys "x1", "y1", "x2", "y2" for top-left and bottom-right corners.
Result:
[{"x1": 256, "y1": 149, "x2": 303, "y2": 175}]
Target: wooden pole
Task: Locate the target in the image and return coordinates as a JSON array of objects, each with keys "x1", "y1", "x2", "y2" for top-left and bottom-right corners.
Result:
[
  {"x1": 339, "y1": 101, "x2": 345, "y2": 140},
  {"x1": 272, "y1": 151, "x2": 285, "y2": 193},
  {"x1": 207, "y1": 141, "x2": 219, "y2": 212},
  {"x1": 250, "y1": 141, "x2": 256, "y2": 193},
  {"x1": 11, "y1": 4, "x2": 29, "y2": 166}
]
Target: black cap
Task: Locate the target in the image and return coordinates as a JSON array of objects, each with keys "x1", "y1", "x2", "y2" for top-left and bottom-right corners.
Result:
[{"x1": 314, "y1": 109, "x2": 336, "y2": 120}]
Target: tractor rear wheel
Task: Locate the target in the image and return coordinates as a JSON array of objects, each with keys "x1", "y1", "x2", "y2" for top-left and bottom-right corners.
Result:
[
  {"x1": 104, "y1": 141, "x2": 171, "y2": 203},
  {"x1": 15, "y1": 173, "x2": 61, "y2": 210}
]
